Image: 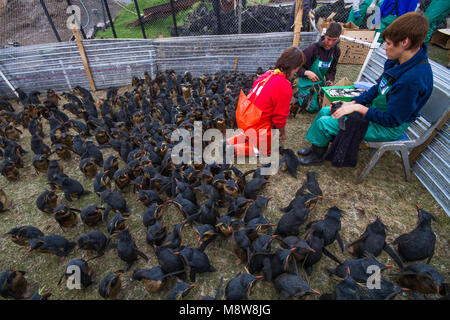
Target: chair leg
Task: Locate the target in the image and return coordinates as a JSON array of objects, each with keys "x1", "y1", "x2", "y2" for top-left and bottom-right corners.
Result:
[
  {"x1": 357, "y1": 148, "x2": 386, "y2": 183},
  {"x1": 400, "y1": 148, "x2": 411, "y2": 181}
]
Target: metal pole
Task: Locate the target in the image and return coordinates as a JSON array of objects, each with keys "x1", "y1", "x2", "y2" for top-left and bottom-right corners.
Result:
[
  {"x1": 0, "y1": 66, "x2": 19, "y2": 98},
  {"x1": 101, "y1": 0, "x2": 107, "y2": 25},
  {"x1": 213, "y1": 0, "x2": 222, "y2": 35},
  {"x1": 66, "y1": 0, "x2": 87, "y2": 39},
  {"x1": 103, "y1": 0, "x2": 117, "y2": 38},
  {"x1": 238, "y1": 0, "x2": 242, "y2": 34},
  {"x1": 169, "y1": 0, "x2": 178, "y2": 36},
  {"x1": 133, "y1": 0, "x2": 147, "y2": 39},
  {"x1": 40, "y1": 0, "x2": 62, "y2": 42}
]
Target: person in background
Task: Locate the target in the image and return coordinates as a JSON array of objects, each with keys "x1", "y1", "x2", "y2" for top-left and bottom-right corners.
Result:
[
  {"x1": 297, "y1": 12, "x2": 433, "y2": 166},
  {"x1": 375, "y1": 0, "x2": 420, "y2": 36},
  {"x1": 226, "y1": 47, "x2": 305, "y2": 156},
  {"x1": 347, "y1": 0, "x2": 380, "y2": 27},
  {"x1": 296, "y1": 22, "x2": 342, "y2": 113}
]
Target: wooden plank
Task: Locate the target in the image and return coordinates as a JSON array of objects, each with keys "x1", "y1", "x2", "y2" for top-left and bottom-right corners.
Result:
[
  {"x1": 292, "y1": 0, "x2": 303, "y2": 47},
  {"x1": 73, "y1": 28, "x2": 96, "y2": 92}
]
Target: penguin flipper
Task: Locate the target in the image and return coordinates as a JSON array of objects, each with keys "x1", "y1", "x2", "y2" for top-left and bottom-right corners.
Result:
[
  {"x1": 135, "y1": 249, "x2": 148, "y2": 262},
  {"x1": 64, "y1": 192, "x2": 73, "y2": 202},
  {"x1": 323, "y1": 247, "x2": 342, "y2": 265},
  {"x1": 125, "y1": 262, "x2": 133, "y2": 272},
  {"x1": 426, "y1": 242, "x2": 435, "y2": 264},
  {"x1": 189, "y1": 270, "x2": 196, "y2": 283},
  {"x1": 383, "y1": 244, "x2": 404, "y2": 269},
  {"x1": 263, "y1": 257, "x2": 272, "y2": 282},
  {"x1": 103, "y1": 206, "x2": 111, "y2": 222},
  {"x1": 347, "y1": 232, "x2": 368, "y2": 249},
  {"x1": 336, "y1": 232, "x2": 345, "y2": 253}
]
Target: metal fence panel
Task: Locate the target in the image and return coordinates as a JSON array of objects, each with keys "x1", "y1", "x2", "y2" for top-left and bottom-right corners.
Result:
[{"x1": 0, "y1": 32, "x2": 319, "y2": 98}]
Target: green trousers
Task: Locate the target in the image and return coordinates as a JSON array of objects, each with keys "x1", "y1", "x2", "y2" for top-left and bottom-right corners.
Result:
[
  {"x1": 376, "y1": 15, "x2": 398, "y2": 42},
  {"x1": 347, "y1": 0, "x2": 374, "y2": 26},
  {"x1": 305, "y1": 106, "x2": 410, "y2": 147}
]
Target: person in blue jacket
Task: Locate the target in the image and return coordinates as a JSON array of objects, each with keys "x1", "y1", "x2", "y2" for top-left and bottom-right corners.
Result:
[{"x1": 297, "y1": 12, "x2": 434, "y2": 166}]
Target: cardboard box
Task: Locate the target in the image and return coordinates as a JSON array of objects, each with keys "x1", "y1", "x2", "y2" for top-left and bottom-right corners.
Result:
[
  {"x1": 430, "y1": 29, "x2": 450, "y2": 50},
  {"x1": 338, "y1": 29, "x2": 375, "y2": 64}
]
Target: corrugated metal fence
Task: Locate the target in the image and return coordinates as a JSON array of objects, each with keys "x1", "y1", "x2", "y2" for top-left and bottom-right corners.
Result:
[
  {"x1": 360, "y1": 46, "x2": 450, "y2": 216},
  {"x1": 0, "y1": 31, "x2": 319, "y2": 98}
]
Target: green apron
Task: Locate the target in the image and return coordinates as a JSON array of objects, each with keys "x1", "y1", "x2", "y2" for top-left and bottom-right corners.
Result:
[
  {"x1": 376, "y1": 14, "x2": 397, "y2": 42},
  {"x1": 305, "y1": 74, "x2": 410, "y2": 147},
  {"x1": 297, "y1": 56, "x2": 333, "y2": 113},
  {"x1": 347, "y1": 0, "x2": 374, "y2": 27}
]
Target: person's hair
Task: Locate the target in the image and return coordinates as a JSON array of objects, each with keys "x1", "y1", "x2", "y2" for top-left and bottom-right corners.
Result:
[
  {"x1": 275, "y1": 46, "x2": 305, "y2": 78},
  {"x1": 325, "y1": 22, "x2": 342, "y2": 38},
  {"x1": 382, "y1": 12, "x2": 429, "y2": 50}
]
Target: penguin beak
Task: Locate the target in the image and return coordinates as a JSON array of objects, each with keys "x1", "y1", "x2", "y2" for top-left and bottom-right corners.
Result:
[
  {"x1": 255, "y1": 276, "x2": 264, "y2": 280},
  {"x1": 311, "y1": 289, "x2": 321, "y2": 295},
  {"x1": 27, "y1": 248, "x2": 32, "y2": 253},
  {"x1": 385, "y1": 265, "x2": 393, "y2": 269},
  {"x1": 189, "y1": 284, "x2": 196, "y2": 289}
]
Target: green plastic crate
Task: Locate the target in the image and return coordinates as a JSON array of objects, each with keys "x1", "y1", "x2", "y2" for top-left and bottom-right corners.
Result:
[{"x1": 323, "y1": 85, "x2": 356, "y2": 102}]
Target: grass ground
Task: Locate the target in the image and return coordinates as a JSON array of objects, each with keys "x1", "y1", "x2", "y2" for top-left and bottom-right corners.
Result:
[
  {"x1": 0, "y1": 71, "x2": 448, "y2": 300},
  {"x1": 95, "y1": 0, "x2": 211, "y2": 39}
]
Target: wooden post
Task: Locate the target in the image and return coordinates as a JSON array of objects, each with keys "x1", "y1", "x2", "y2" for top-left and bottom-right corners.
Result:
[
  {"x1": 234, "y1": 57, "x2": 239, "y2": 73},
  {"x1": 408, "y1": 110, "x2": 450, "y2": 166},
  {"x1": 292, "y1": 0, "x2": 303, "y2": 47},
  {"x1": 73, "y1": 28, "x2": 96, "y2": 92}
]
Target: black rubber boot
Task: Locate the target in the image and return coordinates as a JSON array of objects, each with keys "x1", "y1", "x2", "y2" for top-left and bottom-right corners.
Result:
[
  {"x1": 298, "y1": 145, "x2": 328, "y2": 166},
  {"x1": 297, "y1": 146, "x2": 313, "y2": 156}
]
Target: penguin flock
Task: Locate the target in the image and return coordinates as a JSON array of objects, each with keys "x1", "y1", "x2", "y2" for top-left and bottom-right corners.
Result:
[{"x1": 0, "y1": 69, "x2": 448, "y2": 300}]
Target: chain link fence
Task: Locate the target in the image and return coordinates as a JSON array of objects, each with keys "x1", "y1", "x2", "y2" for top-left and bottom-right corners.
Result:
[
  {"x1": 1, "y1": 1, "x2": 446, "y2": 46},
  {"x1": 1, "y1": 0, "x2": 447, "y2": 83},
  {"x1": 0, "y1": 1, "x2": 375, "y2": 47}
]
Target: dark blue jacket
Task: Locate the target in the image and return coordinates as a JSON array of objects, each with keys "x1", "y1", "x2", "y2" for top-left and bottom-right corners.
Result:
[
  {"x1": 354, "y1": 44, "x2": 433, "y2": 128},
  {"x1": 379, "y1": 0, "x2": 419, "y2": 18}
]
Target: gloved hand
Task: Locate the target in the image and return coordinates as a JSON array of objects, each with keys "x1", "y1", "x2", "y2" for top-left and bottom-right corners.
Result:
[{"x1": 354, "y1": 11, "x2": 361, "y2": 19}]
